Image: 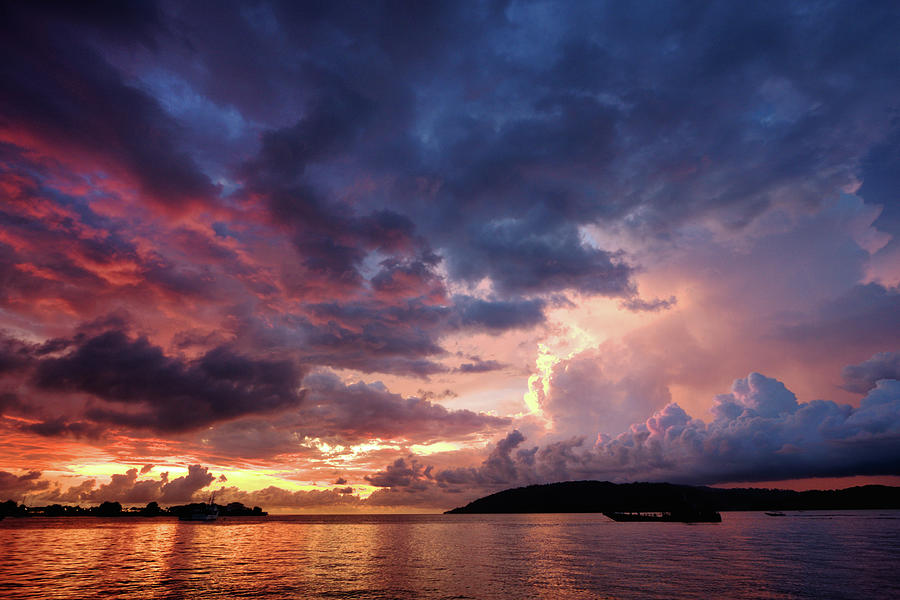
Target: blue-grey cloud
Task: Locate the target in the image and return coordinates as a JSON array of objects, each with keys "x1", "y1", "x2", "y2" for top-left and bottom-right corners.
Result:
[{"x1": 842, "y1": 351, "x2": 900, "y2": 394}]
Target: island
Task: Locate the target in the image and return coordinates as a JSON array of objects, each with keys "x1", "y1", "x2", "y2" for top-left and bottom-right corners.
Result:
[
  {"x1": 0, "y1": 499, "x2": 267, "y2": 518},
  {"x1": 444, "y1": 481, "x2": 900, "y2": 514}
]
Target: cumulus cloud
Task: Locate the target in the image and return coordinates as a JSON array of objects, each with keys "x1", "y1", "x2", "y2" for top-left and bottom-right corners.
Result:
[
  {"x1": 21, "y1": 369, "x2": 900, "y2": 510},
  {"x1": 365, "y1": 458, "x2": 432, "y2": 489},
  {"x1": 212, "y1": 485, "x2": 362, "y2": 511},
  {"x1": 20, "y1": 466, "x2": 360, "y2": 510},
  {"x1": 566, "y1": 374, "x2": 900, "y2": 484},
  {"x1": 57, "y1": 465, "x2": 217, "y2": 505},
  {"x1": 368, "y1": 372, "x2": 900, "y2": 505},
  {"x1": 435, "y1": 430, "x2": 530, "y2": 487},
  {"x1": 538, "y1": 347, "x2": 673, "y2": 439}
]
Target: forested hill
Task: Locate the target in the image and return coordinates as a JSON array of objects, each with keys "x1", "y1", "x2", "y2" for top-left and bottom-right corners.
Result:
[{"x1": 444, "y1": 481, "x2": 900, "y2": 514}]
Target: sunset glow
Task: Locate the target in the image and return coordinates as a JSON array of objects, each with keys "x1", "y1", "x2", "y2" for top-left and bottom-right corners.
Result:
[{"x1": 1, "y1": 1, "x2": 899, "y2": 513}]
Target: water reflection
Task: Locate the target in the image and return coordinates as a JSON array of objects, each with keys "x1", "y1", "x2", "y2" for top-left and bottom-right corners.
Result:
[{"x1": 1, "y1": 512, "x2": 899, "y2": 599}]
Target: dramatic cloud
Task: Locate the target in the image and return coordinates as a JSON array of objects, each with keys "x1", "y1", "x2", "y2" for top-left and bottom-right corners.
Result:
[
  {"x1": 454, "y1": 296, "x2": 546, "y2": 332},
  {"x1": 11, "y1": 372, "x2": 900, "y2": 510},
  {"x1": 25, "y1": 465, "x2": 218, "y2": 505},
  {"x1": 364, "y1": 372, "x2": 900, "y2": 507},
  {"x1": 0, "y1": 470, "x2": 50, "y2": 500},
  {"x1": 31, "y1": 330, "x2": 304, "y2": 432},
  {"x1": 0, "y1": 2, "x2": 215, "y2": 213},
  {"x1": 537, "y1": 346, "x2": 673, "y2": 439},
  {"x1": 1, "y1": 1, "x2": 899, "y2": 508},
  {"x1": 297, "y1": 372, "x2": 510, "y2": 444},
  {"x1": 197, "y1": 372, "x2": 511, "y2": 459}
]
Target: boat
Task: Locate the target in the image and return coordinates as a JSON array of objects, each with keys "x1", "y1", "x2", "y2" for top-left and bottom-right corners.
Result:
[
  {"x1": 765, "y1": 511, "x2": 786, "y2": 517},
  {"x1": 603, "y1": 508, "x2": 721, "y2": 523},
  {"x1": 178, "y1": 495, "x2": 219, "y2": 521}
]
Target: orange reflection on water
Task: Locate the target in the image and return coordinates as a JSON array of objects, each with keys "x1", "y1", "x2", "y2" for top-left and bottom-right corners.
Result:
[{"x1": 1, "y1": 512, "x2": 899, "y2": 599}]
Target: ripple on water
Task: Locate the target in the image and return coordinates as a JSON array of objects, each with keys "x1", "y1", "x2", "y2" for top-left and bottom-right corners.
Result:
[{"x1": 1, "y1": 512, "x2": 900, "y2": 599}]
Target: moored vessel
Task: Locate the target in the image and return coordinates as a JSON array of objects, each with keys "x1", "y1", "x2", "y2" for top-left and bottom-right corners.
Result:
[
  {"x1": 178, "y1": 495, "x2": 219, "y2": 521},
  {"x1": 603, "y1": 508, "x2": 721, "y2": 523}
]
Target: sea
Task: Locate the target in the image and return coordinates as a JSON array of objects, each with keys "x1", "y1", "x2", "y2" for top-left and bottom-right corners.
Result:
[{"x1": 2, "y1": 511, "x2": 899, "y2": 599}]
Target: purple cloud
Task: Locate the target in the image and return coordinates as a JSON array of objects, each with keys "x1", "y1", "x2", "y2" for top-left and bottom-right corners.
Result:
[
  {"x1": 372, "y1": 372, "x2": 900, "y2": 505},
  {"x1": 33, "y1": 330, "x2": 304, "y2": 432},
  {"x1": 842, "y1": 352, "x2": 900, "y2": 394}
]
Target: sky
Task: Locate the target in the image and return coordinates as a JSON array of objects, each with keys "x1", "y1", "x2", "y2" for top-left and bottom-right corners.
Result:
[{"x1": 1, "y1": 0, "x2": 899, "y2": 512}]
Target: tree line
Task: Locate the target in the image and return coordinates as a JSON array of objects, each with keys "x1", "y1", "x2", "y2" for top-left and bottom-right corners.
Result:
[{"x1": 1, "y1": 499, "x2": 267, "y2": 517}]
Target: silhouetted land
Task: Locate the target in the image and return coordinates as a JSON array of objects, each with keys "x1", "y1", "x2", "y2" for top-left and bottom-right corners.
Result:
[
  {"x1": 0, "y1": 499, "x2": 267, "y2": 518},
  {"x1": 444, "y1": 481, "x2": 900, "y2": 514}
]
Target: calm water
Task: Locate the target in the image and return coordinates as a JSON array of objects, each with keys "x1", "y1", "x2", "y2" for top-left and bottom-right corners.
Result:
[{"x1": 2, "y1": 511, "x2": 899, "y2": 599}]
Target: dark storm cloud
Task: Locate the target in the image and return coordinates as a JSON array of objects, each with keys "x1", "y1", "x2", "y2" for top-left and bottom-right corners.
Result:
[
  {"x1": 22, "y1": 418, "x2": 105, "y2": 439},
  {"x1": 357, "y1": 0, "x2": 900, "y2": 270},
  {"x1": 3, "y1": 0, "x2": 900, "y2": 501},
  {"x1": 454, "y1": 296, "x2": 546, "y2": 331},
  {"x1": 0, "y1": 392, "x2": 28, "y2": 416},
  {"x1": 0, "y1": 470, "x2": 50, "y2": 498},
  {"x1": 7, "y1": 0, "x2": 900, "y2": 303},
  {"x1": 0, "y1": 2, "x2": 215, "y2": 212},
  {"x1": 370, "y1": 255, "x2": 444, "y2": 299},
  {"x1": 255, "y1": 178, "x2": 431, "y2": 300},
  {"x1": 283, "y1": 292, "x2": 546, "y2": 377},
  {"x1": 295, "y1": 303, "x2": 449, "y2": 377},
  {"x1": 217, "y1": 1, "x2": 643, "y2": 300},
  {"x1": 288, "y1": 2, "x2": 896, "y2": 296},
  {"x1": 1, "y1": 0, "x2": 163, "y2": 44},
  {"x1": 245, "y1": 86, "x2": 375, "y2": 186},
  {"x1": 197, "y1": 371, "x2": 510, "y2": 458},
  {"x1": 842, "y1": 352, "x2": 900, "y2": 394},
  {"x1": 859, "y1": 129, "x2": 900, "y2": 237},
  {"x1": 33, "y1": 330, "x2": 304, "y2": 432},
  {"x1": 0, "y1": 332, "x2": 33, "y2": 375},
  {"x1": 5, "y1": 311, "x2": 506, "y2": 451}
]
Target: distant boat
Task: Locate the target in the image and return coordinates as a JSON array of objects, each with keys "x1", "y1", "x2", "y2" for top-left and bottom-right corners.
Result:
[
  {"x1": 603, "y1": 509, "x2": 722, "y2": 523},
  {"x1": 179, "y1": 495, "x2": 219, "y2": 522},
  {"x1": 765, "y1": 511, "x2": 787, "y2": 517}
]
